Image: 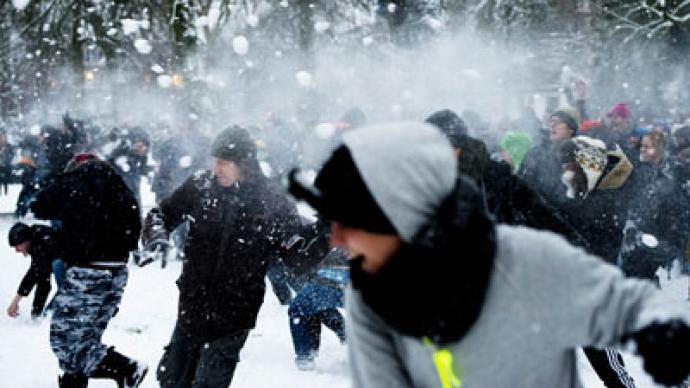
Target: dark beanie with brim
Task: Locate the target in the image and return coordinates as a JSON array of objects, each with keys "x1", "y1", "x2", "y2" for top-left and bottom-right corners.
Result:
[
  {"x1": 211, "y1": 126, "x2": 257, "y2": 162},
  {"x1": 288, "y1": 146, "x2": 397, "y2": 235}
]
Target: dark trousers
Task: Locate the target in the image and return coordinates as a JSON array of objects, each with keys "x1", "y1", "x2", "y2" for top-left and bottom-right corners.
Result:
[
  {"x1": 31, "y1": 275, "x2": 52, "y2": 316},
  {"x1": 157, "y1": 324, "x2": 249, "y2": 388},
  {"x1": 584, "y1": 347, "x2": 636, "y2": 388},
  {"x1": 288, "y1": 281, "x2": 345, "y2": 359}
]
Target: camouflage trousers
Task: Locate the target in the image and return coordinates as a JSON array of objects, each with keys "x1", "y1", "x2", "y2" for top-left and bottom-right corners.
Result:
[{"x1": 50, "y1": 266, "x2": 128, "y2": 375}]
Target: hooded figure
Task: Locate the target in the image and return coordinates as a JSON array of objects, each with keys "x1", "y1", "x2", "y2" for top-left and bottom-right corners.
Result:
[{"x1": 289, "y1": 122, "x2": 690, "y2": 388}]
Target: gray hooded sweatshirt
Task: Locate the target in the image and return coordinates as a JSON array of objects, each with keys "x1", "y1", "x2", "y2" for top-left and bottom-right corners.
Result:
[{"x1": 341, "y1": 122, "x2": 690, "y2": 388}]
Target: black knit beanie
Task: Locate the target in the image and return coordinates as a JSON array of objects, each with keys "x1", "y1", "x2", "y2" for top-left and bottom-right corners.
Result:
[
  {"x1": 289, "y1": 146, "x2": 397, "y2": 235},
  {"x1": 211, "y1": 126, "x2": 257, "y2": 162}
]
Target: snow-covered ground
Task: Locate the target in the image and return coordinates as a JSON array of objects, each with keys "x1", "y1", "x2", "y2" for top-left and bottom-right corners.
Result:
[{"x1": 0, "y1": 182, "x2": 686, "y2": 387}]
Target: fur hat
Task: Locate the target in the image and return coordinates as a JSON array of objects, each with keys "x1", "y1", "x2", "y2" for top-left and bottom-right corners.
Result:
[{"x1": 566, "y1": 136, "x2": 608, "y2": 192}]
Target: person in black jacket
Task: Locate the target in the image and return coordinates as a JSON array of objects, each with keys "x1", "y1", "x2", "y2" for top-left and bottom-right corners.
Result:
[
  {"x1": 30, "y1": 153, "x2": 147, "y2": 388},
  {"x1": 6, "y1": 222, "x2": 57, "y2": 319},
  {"x1": 424, "y1": 109, "x2": 589, "y2": 248},
  {"x1": 143, "y1": 126, "x2": 326, "y2": 388},
  {"x1": 622, "y1": 131, "x2": 690, "y2": 283}
]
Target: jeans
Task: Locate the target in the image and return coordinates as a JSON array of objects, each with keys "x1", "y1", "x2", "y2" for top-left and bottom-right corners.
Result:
[{"x1": 288, "y1": 280, "x2": 345, "y2": 359}]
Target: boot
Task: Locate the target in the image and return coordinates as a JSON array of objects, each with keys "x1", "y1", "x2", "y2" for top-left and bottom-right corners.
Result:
[
  {"x1": 58, "y1": 373, "x2": 87, "y2": 388},
  {"x1": 90, "y1": 347, "x2": 148, "y2": 388}
]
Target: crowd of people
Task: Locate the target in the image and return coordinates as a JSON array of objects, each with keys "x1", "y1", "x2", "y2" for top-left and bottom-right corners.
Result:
[{"x1": 2, "y1": 88, "x2": 690, "y2": 388}]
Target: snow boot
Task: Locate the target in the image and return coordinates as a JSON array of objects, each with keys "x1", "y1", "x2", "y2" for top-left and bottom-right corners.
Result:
[
  {"x1": 90, "y1": 347, "x2": 148, "y2": 388},
  {"x1": 58, "y1": 373, "x2": 87, "y2": 388}
]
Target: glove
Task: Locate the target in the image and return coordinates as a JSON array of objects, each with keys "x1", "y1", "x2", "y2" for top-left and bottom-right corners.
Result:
[{"x1": 628, "y1": 320, "x2": 690, "y2": 386}]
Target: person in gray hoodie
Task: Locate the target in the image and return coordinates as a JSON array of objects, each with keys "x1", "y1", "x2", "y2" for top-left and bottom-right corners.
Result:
[{"x1": 288, "y1": 121, "x2": 690, "y2": 388}]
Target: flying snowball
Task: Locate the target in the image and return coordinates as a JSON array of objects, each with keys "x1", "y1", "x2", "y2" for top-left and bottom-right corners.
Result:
[
  {"x1": 232, "y1": 36, "x2": 249, "y2": 56},
  {"x1": 295, "y1": 71, "x2": 313, "y2": 88}
]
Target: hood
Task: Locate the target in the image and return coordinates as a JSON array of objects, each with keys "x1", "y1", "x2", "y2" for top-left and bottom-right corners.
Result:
[
  {"x1": 597, "y1": 145, "x2": 633, "y2": 190},
  {"x1": 457, "y1": 136, "x2": 490, "y2": 182},
  {"x1": 341, "y1": 122, "x2": 458, "y2": 242},
  {"x1": 351, "y1": 176, "x2": 497, "y2": 345}
]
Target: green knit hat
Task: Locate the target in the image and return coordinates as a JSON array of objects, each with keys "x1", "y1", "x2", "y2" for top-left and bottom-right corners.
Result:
[{"x1": 500, "y1": 131, "x2": 533, "y2": 172}]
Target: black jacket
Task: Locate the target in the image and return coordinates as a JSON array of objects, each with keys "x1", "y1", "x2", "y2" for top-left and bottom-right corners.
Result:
[
  {"x1": 30, "y1": 160, "x2": 141, "y2": 266},
  {"x1": 519, "y1": 141, "x2": 570, "y2": 209},
  {"x1": 622, "y1": 163, "x2": 690, "y2": 278},
  {"x1": 145, "y1": 171, "x2": 325, "y2": 339},
  {"x1": 557, "y1": 149, "x2": 638, "y2": 264},
  {"x1": 17, "y1": 225, "x2": 57, "y2": 296},
  {"x1": 460, "y1": 137, "x2": 587, "y2": 248}
]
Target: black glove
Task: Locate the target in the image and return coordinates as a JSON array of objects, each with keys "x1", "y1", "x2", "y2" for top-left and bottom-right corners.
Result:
[{"x1": 628, "y1": 320, "x2": 690, "y2": 386}]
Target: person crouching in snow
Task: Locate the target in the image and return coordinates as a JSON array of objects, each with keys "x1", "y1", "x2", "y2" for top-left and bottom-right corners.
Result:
[
  {"x1": 288, "y1": 122, "x2": 690, "y2": 388},
  {"x1": 29, "y1": 153, "x2": 147, "y2": 388},
  {"x1": 6, "y1": 222, "x2": 56, "y2": 319}
]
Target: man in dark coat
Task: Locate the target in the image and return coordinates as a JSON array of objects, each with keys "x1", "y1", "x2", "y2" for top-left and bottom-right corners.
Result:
[
  {"x1": 144, "y1": 127, "x2": 325, "y2": 388},
  {"x1": 30, "y1": 153, "x2": 147, "y2": 388},
  {"x1": 425, "y1": 109, "x2": 588, "y2": 248},
  {"x1": 6, "y1": 222, "x2": 57, "y2": 318}
]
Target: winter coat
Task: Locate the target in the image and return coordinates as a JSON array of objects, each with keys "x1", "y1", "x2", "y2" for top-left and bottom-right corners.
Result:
[
  {"x1": 30, "y1": 160, "x2": 141, "y2": 266},
  {"x1": 347, "y1": 225, "x2": 687, "y2": 388},
  {"x1": 556, "y1": 147, "x2": 637, "y2": 264},
  {"x1": 146, "y1": 171, "x2": 324, "y2": 339},
  {"x1": 17, "y1": 225, "x2": 57, "y2": 297},
  {"x1": 461, "y1": 137, "x2": 588, "y2": 248},
  {"x1": 519, "y1": 141, "x2": 570, "y2": 209},
  {"x1": 621, "y1": 162, "x2": 690, "y2": 279}
]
